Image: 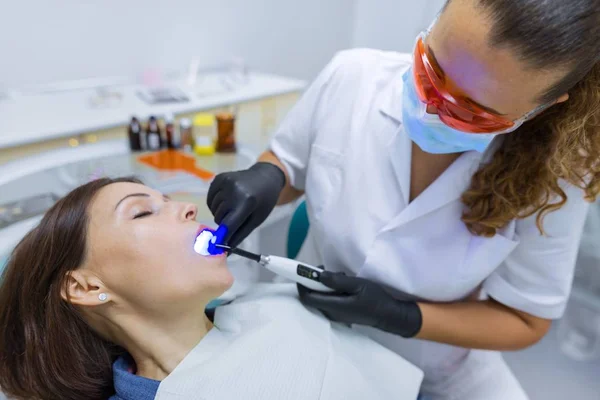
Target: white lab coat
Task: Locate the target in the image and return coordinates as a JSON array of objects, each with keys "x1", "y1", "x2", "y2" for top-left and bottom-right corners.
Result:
[
  {"x1": 269, "y1": 49, "x2": 590, "y2": 400},
  {"x1": 154, "y1": 284, "x2": 423, "y2": 400}
]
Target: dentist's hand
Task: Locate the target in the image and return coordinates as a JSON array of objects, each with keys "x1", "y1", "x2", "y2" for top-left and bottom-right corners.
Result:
[
  {"x1": 298, "y1": 271, "x2": 423, "y2": 338},
  {"x1": 207, "y1": 162, "x2": 286, "y2": 248}
]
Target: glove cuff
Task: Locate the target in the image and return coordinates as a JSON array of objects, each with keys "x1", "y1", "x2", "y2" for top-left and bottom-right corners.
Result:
[
  {"x1": 377, "y1": 301, "x2": 423, "y2": 338},
  {"x1": 251, "y1": 162, "x2": 286, "y2": 191}
]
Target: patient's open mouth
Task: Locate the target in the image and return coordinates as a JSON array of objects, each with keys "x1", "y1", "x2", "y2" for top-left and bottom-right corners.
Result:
[
  {"x1": 194, "y1": 228, "x2": 214, "y2": 256},
  {"x1": 194, "y1": 224, "x2": 228, "y2": 257}
]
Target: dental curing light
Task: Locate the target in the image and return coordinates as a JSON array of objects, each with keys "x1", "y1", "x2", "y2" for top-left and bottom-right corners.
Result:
[
  {"x1": 215, "y1": 244, "x2": 333, "y2": 292},
  {"x1": 194, "y1": 225, "x2": 228, "y2": 256}
]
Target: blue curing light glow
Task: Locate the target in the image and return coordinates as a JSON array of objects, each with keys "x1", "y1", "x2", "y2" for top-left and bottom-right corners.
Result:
[
  {"x1": 193, "y1": 225, "x2": 228, "y2": 256},
  {"x1": 207, "y1": 225, "x2": 228, "y2": 255},
  {"x1": 194, "y1": 229, "x2": 215, "y2": 256}
]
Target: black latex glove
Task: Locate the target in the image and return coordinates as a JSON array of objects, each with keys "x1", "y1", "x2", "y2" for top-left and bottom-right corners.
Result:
[
  {"x1": 207, "y1": 162, "x2": 286, "y2": 247},
  {"x1": 298, "y1": 271, "x2": 423, "y2": 338}
]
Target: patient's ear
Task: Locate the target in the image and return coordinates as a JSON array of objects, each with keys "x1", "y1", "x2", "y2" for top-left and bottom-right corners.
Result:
[
  {"x1": 61, "y1": 270, "x2": 109, "y2": 306},
  {"x1": 556, "y1": 93, "x2": 569, "y2": 104}
]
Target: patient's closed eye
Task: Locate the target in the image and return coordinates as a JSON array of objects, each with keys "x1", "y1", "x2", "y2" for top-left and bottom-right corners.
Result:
[{"x1": 134, "y1": 211, "x2": 153, "y2": 219}]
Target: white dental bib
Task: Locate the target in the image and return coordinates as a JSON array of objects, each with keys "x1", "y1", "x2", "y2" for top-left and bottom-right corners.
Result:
[{"x1": 155, "y1": 284, "x2": 423, "y2": 400}]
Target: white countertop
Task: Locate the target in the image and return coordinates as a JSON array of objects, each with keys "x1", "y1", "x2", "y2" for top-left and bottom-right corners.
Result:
[{"x1": 0, "y1": 71, "x2": 305, "y2": 149}]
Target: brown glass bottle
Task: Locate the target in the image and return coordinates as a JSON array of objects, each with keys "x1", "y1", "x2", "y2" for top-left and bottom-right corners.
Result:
[
  {"x1": 215, "y1": 112, "x2": 237, "y2": 153},
  {"x1": 179, "y1": 118, "x2": 194, "y2": 152},
  {"x1": 164, "y1": 113, "x2": 179, "y2": 149},
  {"x1": 128, "y1": 116, "x2": 142, "y2": 151}
]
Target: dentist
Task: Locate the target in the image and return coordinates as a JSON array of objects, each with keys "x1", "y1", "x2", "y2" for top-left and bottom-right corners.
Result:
[{"x1": 207, "y1": 0, "x2": 600, "y2": 398}]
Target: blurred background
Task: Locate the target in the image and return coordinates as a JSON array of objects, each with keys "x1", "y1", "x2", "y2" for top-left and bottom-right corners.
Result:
[
  {"x1": 0, "y1": 1, "x2": 598, "y2": 399},
  {"x1": 0, "y1": 0, "x2": 445, "y2": 88}
]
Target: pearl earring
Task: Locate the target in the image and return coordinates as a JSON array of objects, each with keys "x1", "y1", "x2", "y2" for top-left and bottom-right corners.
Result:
[{"x1": 98, "y1": 293, "x2": 108, "y2": 302}]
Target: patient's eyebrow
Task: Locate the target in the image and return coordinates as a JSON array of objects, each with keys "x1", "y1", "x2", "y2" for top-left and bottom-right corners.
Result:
[{"x1": 114, "y1": 193, "x2": 150, "y2": 210}]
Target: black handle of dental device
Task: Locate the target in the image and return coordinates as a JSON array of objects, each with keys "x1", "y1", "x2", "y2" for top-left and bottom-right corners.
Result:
[{"x1": 215, "y1": 244, "x2": 262, "y2": 263}]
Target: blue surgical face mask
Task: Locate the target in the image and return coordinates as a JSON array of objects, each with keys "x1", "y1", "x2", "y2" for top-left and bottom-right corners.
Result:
[{"x1": 401, "y1": 68, "x2": 497, "y2": 154}]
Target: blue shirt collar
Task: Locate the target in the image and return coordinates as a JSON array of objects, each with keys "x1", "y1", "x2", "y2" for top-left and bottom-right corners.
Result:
[{"x1": 110, "y1": 354, "x2": 160, "y2": 400}]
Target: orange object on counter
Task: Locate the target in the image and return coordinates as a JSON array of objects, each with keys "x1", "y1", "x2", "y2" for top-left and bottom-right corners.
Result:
[
  {"x1": 137, "y1": 150, "x2": 214, "y2": 181},
  {"x1": 215, "y1": 112, "x2": 237, "y2": 153}
]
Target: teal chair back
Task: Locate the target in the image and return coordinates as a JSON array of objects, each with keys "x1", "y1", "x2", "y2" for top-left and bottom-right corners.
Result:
[{"x1": 287, "y1": 200, "x2": 310, "y2": 259}]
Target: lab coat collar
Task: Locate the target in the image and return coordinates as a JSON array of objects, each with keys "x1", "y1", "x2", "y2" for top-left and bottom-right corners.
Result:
[
  {"x1": 390, "y1": 149, "x2": 482, "y2": 228},
  {"x1": 378, "y1": 65, "x2": 409, "y2": 123},
  {"x1": 385, "y1": 134, "x2": 504, "y2": 230},
  {"x1": 376, "y1": 57, "x2": 505, "y2": 227}
]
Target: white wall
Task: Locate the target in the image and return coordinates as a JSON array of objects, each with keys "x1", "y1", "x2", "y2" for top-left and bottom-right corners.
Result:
[
  {"x1": 352, "y1": 0, "x2": 447, "y2": 53},
  {"x1": 0, "y1": 0, "x2": 355, "y2": 89},
  {"x1": 0, "y1": 0, "x2": 451, "y2": 90}
]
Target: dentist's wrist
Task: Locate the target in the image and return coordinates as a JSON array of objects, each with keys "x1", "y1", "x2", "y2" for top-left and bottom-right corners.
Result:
[{"x1": 250, "y1": 162, "x2": 286, "y2": 192}]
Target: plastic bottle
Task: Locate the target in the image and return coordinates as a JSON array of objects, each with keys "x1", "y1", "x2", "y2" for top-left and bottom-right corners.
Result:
[
  {"x1": 193, "y1": 113, "x2": 216, "y2": 156},
  {"x1": 146, "y1": 116, "x2": 162, "y2": 151}
]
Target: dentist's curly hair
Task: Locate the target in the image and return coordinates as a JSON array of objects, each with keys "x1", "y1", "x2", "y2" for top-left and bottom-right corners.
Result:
[{"x1": 458, "y1": 0, "x2": 600, "y2": 236}]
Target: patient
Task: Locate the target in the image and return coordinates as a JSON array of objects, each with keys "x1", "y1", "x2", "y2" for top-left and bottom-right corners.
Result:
[{"x1": 0, "y1": 177, "x2": 422, "y2": 400}]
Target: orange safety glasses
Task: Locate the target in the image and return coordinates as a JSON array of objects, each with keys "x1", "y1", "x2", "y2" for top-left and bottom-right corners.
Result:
[{"x1": 412, "y1": 33, "x2": 546, "y2": 134}]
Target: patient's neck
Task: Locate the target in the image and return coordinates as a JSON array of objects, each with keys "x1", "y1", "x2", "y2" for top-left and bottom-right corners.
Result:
[{"x1": 110, "y1": 308, "x2": 213, "y2": 381}]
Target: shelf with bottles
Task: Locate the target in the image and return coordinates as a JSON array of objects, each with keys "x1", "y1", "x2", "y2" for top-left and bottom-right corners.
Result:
[{"x1": 127, "y1": 107, "x2": 239, "y2": 156}]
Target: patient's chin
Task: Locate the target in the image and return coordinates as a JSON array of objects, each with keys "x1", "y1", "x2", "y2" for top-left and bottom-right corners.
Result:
[
  {"x1": 198, "y1": 265, "x2": 235, "y2": 299},
  {"x1": 163, "y1": 258, "x2": 234, "y2": 303},
  {"x1": 217, "y1": 267, "x2": 235, "y2": 291}
]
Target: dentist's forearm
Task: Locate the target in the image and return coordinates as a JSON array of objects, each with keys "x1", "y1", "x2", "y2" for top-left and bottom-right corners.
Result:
[
  {"x1": 258, "y1": 150, "x2": 304, "y2": 205},
  {"x1": 415, "y1": 299, "x2": 551, "y2": 351}
]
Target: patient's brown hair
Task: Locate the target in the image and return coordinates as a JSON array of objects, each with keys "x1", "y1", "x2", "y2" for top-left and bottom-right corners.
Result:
[{"x1": 0, "y1": 177, "x2": 141, "y2": 400}]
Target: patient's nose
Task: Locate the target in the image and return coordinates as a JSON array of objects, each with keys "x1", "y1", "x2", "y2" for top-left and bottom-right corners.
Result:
[{"x1": 182, "y1": 204, "x2": 198, "y2": 221}]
